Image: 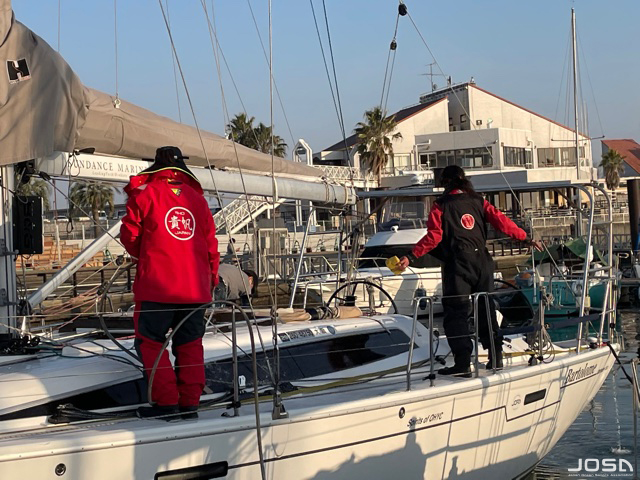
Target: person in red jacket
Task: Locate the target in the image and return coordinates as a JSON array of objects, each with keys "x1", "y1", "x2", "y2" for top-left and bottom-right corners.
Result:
[
  {"x1": 398, "y1": 166, "x2": 541, "y2": 377},
  {"x1": 121, "y1": 146, "x2": 219, "y2": 419}
]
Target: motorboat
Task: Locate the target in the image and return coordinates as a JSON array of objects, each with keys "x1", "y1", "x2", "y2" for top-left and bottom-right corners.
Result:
[{"x1": 301, "y1": 225, "x2": 443, "y2": 316}]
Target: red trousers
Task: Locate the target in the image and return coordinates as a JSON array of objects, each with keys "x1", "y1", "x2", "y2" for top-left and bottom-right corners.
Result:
[{"x1": 134, "y1": 302, "x2": 206, "y2": 407}]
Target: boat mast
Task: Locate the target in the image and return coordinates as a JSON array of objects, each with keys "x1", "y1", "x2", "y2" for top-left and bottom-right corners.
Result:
[
  {"x1": 571, "y1": 7, "x2": 583, "y2": 237},
  {"x1": 571, "y1": 8, "x2": 580, "y2": 180}
]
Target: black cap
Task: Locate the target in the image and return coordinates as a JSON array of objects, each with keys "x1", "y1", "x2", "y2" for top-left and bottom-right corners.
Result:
[
  {"x1": 155, "y1": 146, "x2": 189, "y2": 163},
  {"x1": 139, "y1": 146, "x2": 198, "y2": 182}
]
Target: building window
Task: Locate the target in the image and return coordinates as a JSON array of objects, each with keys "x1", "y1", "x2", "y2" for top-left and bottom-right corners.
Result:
[
  {"x1": 421, "y1": 148, "x2": 493, "y2": 169},
  {"x1": 419, "y1": 153, "x2": 436, "y2": 168},
  {"x1": 503, "y1": 147, "x2": 532, "y2": 168},
  {"x1": 538, "y1": 147, "x2": 577, "y2": 167},
  {"x1": 460, "y1": 114, "x2": 467, "y2": 123},
  {"x1": 394, "y1": 154, "x2": 412, "y2": 170}
]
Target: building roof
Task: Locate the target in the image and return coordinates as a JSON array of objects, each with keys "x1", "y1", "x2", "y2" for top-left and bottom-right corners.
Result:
[
  {"x1": 323, "y1": 98, "x2": 446, "y2": 152},
  {"x1": 469, "y1": 84, "x2": 588, "y2": 137},
  {"x1": 602, "y1": 139, "x2": 640, "y2": 174}
]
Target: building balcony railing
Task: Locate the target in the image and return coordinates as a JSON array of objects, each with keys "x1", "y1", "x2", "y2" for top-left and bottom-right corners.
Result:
[{"x1": 317, "y1": 165, "x2": 375, "y2": 183}]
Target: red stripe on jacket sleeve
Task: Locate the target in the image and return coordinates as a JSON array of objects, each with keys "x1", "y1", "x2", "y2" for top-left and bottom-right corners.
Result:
[
  {"x1": 411, "y1": 203, "x2": 443, "y2": 258},
  {"x1": 483, "y1": 200, "x2": 527, "y2": 241}
]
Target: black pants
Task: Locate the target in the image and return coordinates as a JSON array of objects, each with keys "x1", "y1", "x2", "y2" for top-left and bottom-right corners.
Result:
[{"x1": 441, "y1": 250, "x2": 502, "y2": 365}]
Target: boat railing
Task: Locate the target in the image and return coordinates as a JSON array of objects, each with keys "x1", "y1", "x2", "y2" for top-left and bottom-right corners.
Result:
[
  {"x1": 409, "y1": 291, "x2": 511, "y2": 385},
  {"x1": 408, "y1": 295, "x2": 433, "y2": 390}
]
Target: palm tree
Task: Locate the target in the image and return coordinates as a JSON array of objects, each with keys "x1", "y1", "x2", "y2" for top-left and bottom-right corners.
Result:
[
  {"x1": 354, "y1": 106, "x2": 403, "y2": 184},
  {"x1": 15, "y1": 176, "x2": 51, "y2": 211},
  {"x1": 69, "y1": 182, "x2": 116, "y2": 238},
  {"x1": 601, "y1": 149, "x2": 626, "y2": 191},
  {"x1": 226, "y1": 113, "x2": 256, "y2": 149},
  {"x1": 226, "y1": 113, "x2": 287, "y2": 157},
  {"x1": 253, "y1": 122, "x2": 287, "y2": 157}
]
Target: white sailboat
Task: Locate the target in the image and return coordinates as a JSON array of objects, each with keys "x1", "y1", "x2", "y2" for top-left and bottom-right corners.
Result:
[{"x1": 0, "y1": 1, "x2": 622, "y2": 479}]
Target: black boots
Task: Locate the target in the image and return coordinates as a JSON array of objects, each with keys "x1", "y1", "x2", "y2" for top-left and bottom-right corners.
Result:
[
  {"x1": 486, "y1": 349, "x2": 504, "y2": 370},
  {"x1": 438, "y1": 355, "x2": 472, "y2": 378},
  {"x1": 180, "y1": 406, "x2": 199, "y2": 420},
  {"x1": 136, "y1": 405, "x2": 180, "y2": 421},
  {"x1": 438, "y1": 364, "x2": 472, "y2": 378}
]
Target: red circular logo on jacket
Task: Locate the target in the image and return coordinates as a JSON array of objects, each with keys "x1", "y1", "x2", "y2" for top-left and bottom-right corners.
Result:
[
  {"x1": 461, "y1": 214, "x2": 475, "y2": 230},
  {"x1": 165, "y1": 207, "x2": 196, "y2": 240}
]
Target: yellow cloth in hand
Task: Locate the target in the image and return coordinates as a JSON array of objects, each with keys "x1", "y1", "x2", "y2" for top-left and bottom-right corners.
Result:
[{"x1": 385, "y1": 256, "x2": 404, "y2": 275}]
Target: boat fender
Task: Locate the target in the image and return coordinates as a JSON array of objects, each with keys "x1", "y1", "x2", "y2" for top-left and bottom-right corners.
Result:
[{"x1": 415, "y1": 287, "x2": 428, "y2": 310}]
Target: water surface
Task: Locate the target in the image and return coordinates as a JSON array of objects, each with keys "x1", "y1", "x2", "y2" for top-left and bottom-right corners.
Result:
[{"x1": 528, "y1": 311, "x2": 640, "y2": 479}]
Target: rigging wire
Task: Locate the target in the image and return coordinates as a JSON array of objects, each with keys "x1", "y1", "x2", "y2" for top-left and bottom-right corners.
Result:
[
  {"x1": 113, "y1": 0, "x2": 120, "y2": 104},
  {"x1": 267, "y1": 0, "x2": 285, "y2": 427},
  {"x1": 577, "y1": 31, "x2": 605, "y2": 138},
  {"x1": 553, "y1": 31, "x2": 571, "y2": 126},
  {"x1": 379, "y1": 4, "x2": 403, "y2": 112},
  {"x1": 320, "y1": 0, "x2": 349, "y2": 160},
  {"x1": 199, "y1": 0, "x2": 277, "y2": 308},
  {"x1": 57, "y1": 0, "x2": 61, "y2": 52},
  {"x1": 165, "y1": 0, "x2": 183, "y2": 123},
  {"x1": 157, "y1": 0, "x2": 277, "y2": 386},
  {"x1": 204, "y1": 1, "x2": 277, "y2": 177},
  {"x1": 308, "y1": 0, "x2": 351, "y2": 168},
  {"x1": 245, "y1": 0, "x2": 296, "y2": 150},
  {"x1": 383, "y1": 48, "x2": 398, "y2": 114},
  {"x1": 147, "y1": 300, "x2": 267, "y2": 480},
  {"x1": 402, "y1": 2, "x2": 585, "y2": 298},
  {"x1": 309, "y1": 0, "x2": 358, "y2": 283}
]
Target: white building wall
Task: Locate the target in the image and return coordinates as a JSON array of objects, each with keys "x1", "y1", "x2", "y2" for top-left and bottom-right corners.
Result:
[
  {"x1": 318, "y1": 100, "x2": 450, "y2": 171},
  {"x1": 387, "y1": 99, "x2": 450, "y2": 169},
  {"x1": 468, "y1": 86, "x2": 592, "y2": 169},
  {"x1": 415, "y1": 129, "x2": 499, "y2": 156},
  {"x1": 446, "y1": 88, "x2": 472, "y2": 132}
]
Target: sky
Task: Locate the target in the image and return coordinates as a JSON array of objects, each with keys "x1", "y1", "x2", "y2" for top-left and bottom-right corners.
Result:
[{"x1": 11, "y1": 0, "x2": 640, "y2": 159}]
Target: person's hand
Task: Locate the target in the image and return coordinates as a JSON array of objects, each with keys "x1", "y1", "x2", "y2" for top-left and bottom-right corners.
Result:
[
  {"x1": 529, "y1": 239, "x2": 544, "y2": 252},
  {"x1": 398, "y1": 256, "x2": 410, "y2": 271}
]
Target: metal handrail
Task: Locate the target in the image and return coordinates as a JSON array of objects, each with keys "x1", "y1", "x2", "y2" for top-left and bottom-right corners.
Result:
[
  {"x1": 407, "y1": 295, "x2": 433, "y2": 391},
  {"x1": 472, "y1": 292, "x2": 497, "y2": 376}
]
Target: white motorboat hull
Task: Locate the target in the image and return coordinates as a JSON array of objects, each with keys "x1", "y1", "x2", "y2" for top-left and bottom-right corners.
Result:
[
  {"x1": 311, "y1": 267, "x2": 443, "y2": 316},
  {"x1": 0, "y1": 343, "x2": 615, "y2": 479}
]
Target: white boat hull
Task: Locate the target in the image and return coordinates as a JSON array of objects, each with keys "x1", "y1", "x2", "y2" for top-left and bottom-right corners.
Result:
[
  {"x1": 312, "y1": 267, "x2": 443, "y2": 316},
  {"x1": 0, "y1": 344, "x2": 615, "y2": 479}
]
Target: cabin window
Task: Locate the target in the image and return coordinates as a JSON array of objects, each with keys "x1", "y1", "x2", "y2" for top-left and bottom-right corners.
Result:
[
  {"x1": 204, "y1": 329, "x2": 413, "y2": 391},
  {"x1": 1, "y1": 330, "x2": 414, "y2": 421}
]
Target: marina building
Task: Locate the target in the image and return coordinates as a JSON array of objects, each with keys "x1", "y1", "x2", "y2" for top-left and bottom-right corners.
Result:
[{"x1": 314, "y1": 82, "x2": 597, "y2": 236}]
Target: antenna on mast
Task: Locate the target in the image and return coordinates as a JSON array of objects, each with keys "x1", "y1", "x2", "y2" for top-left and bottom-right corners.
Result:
[{"x1": 421, "y1": 63, "x2": 447, "y2": 92}]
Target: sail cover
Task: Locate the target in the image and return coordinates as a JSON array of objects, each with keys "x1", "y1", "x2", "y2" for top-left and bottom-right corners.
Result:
[{"x1": 0, "y1": 0, "x2": 319, "y2": 177}]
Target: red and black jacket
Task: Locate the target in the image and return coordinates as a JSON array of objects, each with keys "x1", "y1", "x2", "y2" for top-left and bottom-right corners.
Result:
[
  {"x1": 410, "y1": 190, "x2": 527, "y2": 262},
  {"x1": 121, "y1": 168, "x2": 219, "y2": 304}
]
